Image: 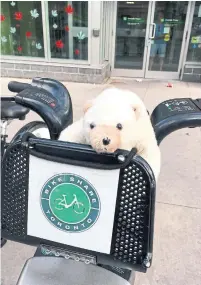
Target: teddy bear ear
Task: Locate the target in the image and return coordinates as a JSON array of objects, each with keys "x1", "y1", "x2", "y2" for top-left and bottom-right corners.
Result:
[{"x1": 83, "y1": 100, "x2": 94, "y2": 114}]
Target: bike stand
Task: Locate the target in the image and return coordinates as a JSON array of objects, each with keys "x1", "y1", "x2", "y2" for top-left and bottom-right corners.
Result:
[{"x1": 34, "y1": 245, "x2": 134, "y2": 282}]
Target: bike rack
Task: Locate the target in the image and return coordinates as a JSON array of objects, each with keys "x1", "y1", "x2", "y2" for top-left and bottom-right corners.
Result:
[{"x1": 1, "y1": 135, "x2": 156, "y2": 273}]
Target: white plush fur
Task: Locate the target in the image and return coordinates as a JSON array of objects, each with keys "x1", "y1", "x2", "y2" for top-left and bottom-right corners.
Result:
[{"x1": 59, "y1": 88, "x2": 161, "y2": 180}]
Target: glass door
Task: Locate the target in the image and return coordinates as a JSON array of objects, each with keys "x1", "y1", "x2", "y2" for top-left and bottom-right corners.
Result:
[
  {"x1": 145, "y1": 1, "x2": 191, "y2": 79},
  {"x1": 112, "y1": 1, "x2": 151, "y2": 77}
]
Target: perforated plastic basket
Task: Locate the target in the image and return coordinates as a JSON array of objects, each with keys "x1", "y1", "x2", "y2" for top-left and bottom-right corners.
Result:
[{"x1": 1, "y1": 137, "x2": 156, "y2": 272}]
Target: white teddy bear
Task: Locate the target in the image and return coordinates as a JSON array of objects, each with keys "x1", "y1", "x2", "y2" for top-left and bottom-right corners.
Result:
[{"x1": 59, "y1": 88, "x2": 161, "y2": 181}]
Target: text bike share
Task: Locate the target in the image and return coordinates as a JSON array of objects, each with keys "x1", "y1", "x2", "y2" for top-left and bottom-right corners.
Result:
[{"x1": 1, "y1": 78, "x2": 201, "y2": 285}]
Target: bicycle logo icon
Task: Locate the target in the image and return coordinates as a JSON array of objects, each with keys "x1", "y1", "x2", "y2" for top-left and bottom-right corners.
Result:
[
  {"x1": 55, "y1": 194, "x2": 85, "y2": 214},
  {"x1": 41, "y1": 173, "x2": 100, "y2": 233}
]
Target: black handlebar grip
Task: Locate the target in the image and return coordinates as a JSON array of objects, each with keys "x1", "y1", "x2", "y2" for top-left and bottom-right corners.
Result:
[{"x1": 8, "y1": 81, "x2": 31, "y2": 93}]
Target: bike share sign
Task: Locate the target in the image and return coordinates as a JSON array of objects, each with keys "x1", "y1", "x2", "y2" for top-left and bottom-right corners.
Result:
[
  {"x1": 28, "y1": 155, "x2": 119, "y2": 253},
  {"x1": 41, "y1": 173, "x2": 100, "y2": 233}
]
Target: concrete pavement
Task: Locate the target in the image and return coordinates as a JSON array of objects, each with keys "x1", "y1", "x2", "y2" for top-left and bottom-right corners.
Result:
[{"x1": 1, "y1": 77, "x2": 201, "y2": 285}]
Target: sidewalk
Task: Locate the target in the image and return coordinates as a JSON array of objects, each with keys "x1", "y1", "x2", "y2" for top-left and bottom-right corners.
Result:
[{"x1": 1, "y1": 77, "x2": 201, "y2": 285}]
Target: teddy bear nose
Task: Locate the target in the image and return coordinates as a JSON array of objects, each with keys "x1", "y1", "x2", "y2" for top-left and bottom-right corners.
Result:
[{"x1": 102, "y1": 137, "x2": 110, "y2": 146}]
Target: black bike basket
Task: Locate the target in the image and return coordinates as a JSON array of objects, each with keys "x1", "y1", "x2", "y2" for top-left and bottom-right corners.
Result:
[{"x1": 1, "y1": 136, "x2": 156, "y2": 272}]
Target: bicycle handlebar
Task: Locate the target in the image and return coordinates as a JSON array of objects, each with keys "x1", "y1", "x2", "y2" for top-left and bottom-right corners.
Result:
[
  {"x1": 5, "y1": 78, "x2": 201, "y2": 145},
  {"x1": 8, "y1": 81, "x2": 31, "y2": 93},
  {"x1": 11, "y1": 78, "x2": 73, "y2": 139},
  {"x1": 151, "y1": 98, "x2": 201, "y2": 145}
]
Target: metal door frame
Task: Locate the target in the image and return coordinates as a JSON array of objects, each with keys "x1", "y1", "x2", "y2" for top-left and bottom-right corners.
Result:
[
  {"x1": 111, "y1": 1, "x2": 152, "y2": 78},
  {"x1": 180, "y1": 1, "x2": 197, "y2": 80},
  {"x1": 111, "y1": 1, "x2": 193, "y2": 80},
  {"x1": 145, "y1": 1, "x2": 192, "y2": 80}
]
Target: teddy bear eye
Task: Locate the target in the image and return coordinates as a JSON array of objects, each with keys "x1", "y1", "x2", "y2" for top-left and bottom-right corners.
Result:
[
  {"x1": 90, "y1": 123, "x2": 95, "y2": 129},
  {"x1": 116, "y1": 123, "x2": 123, "y2": 130}
]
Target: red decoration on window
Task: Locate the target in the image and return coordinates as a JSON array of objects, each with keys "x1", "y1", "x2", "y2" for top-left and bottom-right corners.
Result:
[
  {"x1": 64, "y1": 25, "x2": 69, "y2": 32},
  {"x1": 17, "y1": 46, "x2": 22, "y2": 52},
  {"x1": 0, "y1": 15, "x2": 6, "y2": 22},
  {"x1": 55, "y1": 40, "x2": 64, "y2": 49},
  {"x1": 74, "y1": 49, "x2": 80, "y2": 55},
  {"x1": 14, "y1": 12, "x2": 23, "y2": 21},
  {"x1": 65, "y1": 5, "x2": 74, "y2": 14},
  {"x1": 26, "y1": 31, "x2": 32, "y2": 38}
]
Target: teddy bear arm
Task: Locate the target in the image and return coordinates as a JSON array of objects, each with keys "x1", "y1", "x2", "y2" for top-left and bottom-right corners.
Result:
[
  {"x1": 59, "y1": 119, "x2": 86, "y2": 144},
  {"x1": 139, "y1": 146, "x2": 161, "y2": 182}
]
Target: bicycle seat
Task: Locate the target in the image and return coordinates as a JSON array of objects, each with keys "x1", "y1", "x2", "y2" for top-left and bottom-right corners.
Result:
[
  {"x1": 17, "y1": 257, "x2": 130, "y2": 285},
  {"x1": 1, "y1": 101, "x2": 29, "y2": 120}
]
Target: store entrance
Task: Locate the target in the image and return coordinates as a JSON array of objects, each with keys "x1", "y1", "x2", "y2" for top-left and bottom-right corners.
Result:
[{"x1": 112, "y1": 1, "x2": 191, "y2": 80}]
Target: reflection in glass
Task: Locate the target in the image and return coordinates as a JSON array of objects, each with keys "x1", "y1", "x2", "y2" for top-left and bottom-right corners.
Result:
[
  {"x1": 114, "y1": 1, "x2": 149, "y2": 70},
  {"x1": 149, "y1": 1, "x2": 188, "y2": 72},
  {"x1": 187, "y1": 1, "x2": 201, "y2": 62}
]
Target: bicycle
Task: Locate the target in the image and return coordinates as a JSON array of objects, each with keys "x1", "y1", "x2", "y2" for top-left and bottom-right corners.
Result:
[
  {"x1": 1, "y1": 77, "x2": 201, "y2": 285},
  {"x1": 55, "y1": 194, "x2": 85, "y2": 214}
]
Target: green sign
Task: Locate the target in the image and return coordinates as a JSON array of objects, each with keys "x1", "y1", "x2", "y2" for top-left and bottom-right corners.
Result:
[
  {"x1": 123, "y1": 17, "x2": 145, "y2": 24},
  {"x1": 41, "y1": 173, "x2": 100, "y2": 233},
  {"x1": 161, "y1": 18, "x2": 184, "y2": 25}
]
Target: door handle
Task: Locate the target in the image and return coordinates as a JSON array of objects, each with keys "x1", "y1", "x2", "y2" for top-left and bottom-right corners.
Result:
[{"x1": 150, "y1": 23, "x2": 156, "y2": 39}]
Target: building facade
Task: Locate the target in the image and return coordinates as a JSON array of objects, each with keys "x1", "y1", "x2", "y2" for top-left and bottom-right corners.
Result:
[{"x1": 1, "y1": 1, "x2": 201, "y2": 83}]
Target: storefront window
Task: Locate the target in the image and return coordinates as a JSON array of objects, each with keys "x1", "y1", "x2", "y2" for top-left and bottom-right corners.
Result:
[
  {"x1": 1, "y1": 1, "x2": 44, "y2": 57},
  {"x1": 187, "y1": 1, "x2": 201, "y2": 62},
  {"x1": 48, "y1": 1, "x2": 88, "y2": 60}
]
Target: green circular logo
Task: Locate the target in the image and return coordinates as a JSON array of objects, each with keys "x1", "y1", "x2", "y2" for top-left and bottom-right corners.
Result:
[{"x1": 41, "y1": 173, "x2": 100, "y2": 233}]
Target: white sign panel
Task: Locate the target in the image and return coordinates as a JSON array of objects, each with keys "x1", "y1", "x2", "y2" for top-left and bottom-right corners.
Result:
[{"x1": 28, "y1": 155, "x2": 120, "y2": 254}]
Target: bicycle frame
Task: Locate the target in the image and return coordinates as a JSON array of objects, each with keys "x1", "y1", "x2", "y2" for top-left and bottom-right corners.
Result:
[
  {"x1": 1, "y1": 121, "x2": 10, "y2": 156},
  {"x1": 1, "y1": 121, "x2": 10, "y2": 248},
  {"x1": 1, "y1": 78, "x2": 201, "y2": 285}
]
